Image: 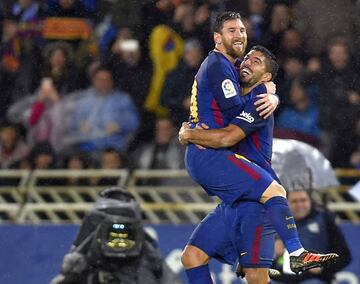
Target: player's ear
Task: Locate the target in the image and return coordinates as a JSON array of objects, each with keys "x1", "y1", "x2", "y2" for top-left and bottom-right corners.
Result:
[
  {"x1": 262, "y1": 72, "x2": 272, "y2": 82},
  {"x1": 214, "y1": 32, "x2": 221, "y2": 45}
]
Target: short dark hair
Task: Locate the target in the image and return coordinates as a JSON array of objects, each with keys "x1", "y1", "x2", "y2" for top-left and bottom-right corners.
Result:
[
  {"x1": 91, "y1": 65, "x2": 113, "y2": 79},
  {"x1": 250, "y1": 45, "x2": 279, "y2": 80},
  {"x1": 213, "y1": 11, "x2": 242, "y2": 33}
]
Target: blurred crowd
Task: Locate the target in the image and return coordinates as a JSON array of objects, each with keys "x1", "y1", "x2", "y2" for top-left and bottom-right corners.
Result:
[{"x1": 0, "y1": 0, "x2": 360, "y2": 173}]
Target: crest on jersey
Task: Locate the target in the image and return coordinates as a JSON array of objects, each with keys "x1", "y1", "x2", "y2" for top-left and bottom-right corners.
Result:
[{"x1": 221, "y1": 79, "x2": 237, "y2": 98}]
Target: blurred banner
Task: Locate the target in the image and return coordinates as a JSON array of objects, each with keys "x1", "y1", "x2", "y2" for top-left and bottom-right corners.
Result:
[{"x1": 0, "y1": 224, "x2": 358, "y2": 284}]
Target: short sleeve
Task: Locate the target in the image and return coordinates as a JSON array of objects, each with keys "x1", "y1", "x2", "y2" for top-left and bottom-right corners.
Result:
[
  {"x1": 230, "y1": 96, "x2": 268, "y2": 135},
  {"x1": 207, "y1": 57, "x2": 241, "y2": 110}
]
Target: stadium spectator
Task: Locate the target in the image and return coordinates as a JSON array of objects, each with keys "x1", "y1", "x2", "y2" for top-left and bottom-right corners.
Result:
[
  {"x1": 41, "y1": 41, "x2": 85, "y2": 94},
  {"x1": 161, "y1": 38, "x2": 203, "y2": 126},
  {"x1": 67, "y1": 66, "x2": 139, "y2": 152},
  {"x1": 111, "y1": 0, "x2": 144, "y2": 34},
  {"x1": 0, "y1": 13, "x2": 20, "y2": 122},
  {"x1": 173, "y1": 3, "x2": 212, "y2": 53},
  {"x1": 100, "y1": 148, "x2": 125, "y2": 170},
  {"x1": 27, "y1": 78, "x2": 61, "y2": 146},
  {"x1": 11, "y1": 0, "x2": 45, "y2": 23},
  {"x1": 29, "y1": 141, "x2": 57, "y2": 170},
  {"x1": 90, "y1": 148, "x2": 127, "y2": 186},
  {"x1": 293, "y1": 0, "x2": 360, "y2": 55},
  {"x1": 275, "y1": 79, "x2": 321, "y2": 147},
  {"x1": 64, "y1": 153, "x2": 90, "y2": 170},
  {"x1": 272, "y1": 189, "x2": 352, "y2": 283},
  {"x1": 27, "y1": 42, "x2": 85, "y2": 146},
  {"x1": 350, "y1": 149, "x2": 360, "y2": 169},
  {"x1": 134, "y1": 117, "x2": 184, "y2": 170},
  {"x1": 318, "y1": 37, "x2": 360, "y2": 167},
  {"x1": 106, "y1": 29, "x2": 151, "y2": 109},
  {"x1": 241, "y1": 17, "x2": 261, "y2": 48},
  {"x1": 279, "y1": 29, "x2": 305, "y2": 61},
  {"x1": 0, "y1": 123, "x2": 29, "y2": 169},
  {"x1": 247, "y1": 0, "x2": 267, "y2": 42},
  {"x1": 105, "y1": 28, "x2": 155, "y2": 148},
  {"x1": 140, "y1": 0, "x2": 175, "y2": 45},
  {"x1": 262, "y1": 3, "x2": 292, "y2": 56},
  {"x1": 46, "y1": 0, "x2": 89, "y2": 18},
  {"x1": 62, "y1": 152, "x2": 91, "y2": 186},
  {"x1": 192, "y1": 3, "x2": 212, "y2": 53},
  {"x1": 173, "y1": 3, "x2": 196, "y2": 40},
  {"x1": 276, "y1": 56, "x2": 304, "y2": 107},
  {"x1": 0, "y1": 10, "x2": 42, "y2": 103},
  {"x1": 349, "y1": 119, "x2": 360, "y2": 169}
]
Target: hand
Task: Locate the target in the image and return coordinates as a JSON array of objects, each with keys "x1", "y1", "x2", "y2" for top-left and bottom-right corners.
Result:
[
  {"x1": 264, "y1": 81, "x2": 276, "y2": 94},
  {"x1": 308, "y1": 267, "x2": 322, "y2": 275},
  {"x1": 195, "y1": 122, "x2": 209, "y2": 130},
  {"x1": 307, "y1": 57, "x2": 321, "y2": 73},
  {"x1": 80, "y1": 122, "x2": 91, "y2": 133},
  {"x1": 254, "y1": 93, "x2": 279, "y2": 119},
  {"x1": 38, "y1": 78, "x2": 59, "y2": 103},
  {"x1": 347, "y1": 90, "x2": 360, "y2": 105},
  {"x1": 194, "y1": 123, "x2": 209, "y2": 149},
  {"x1": 178, "y1": 122, "x2": 190, "y2": 145},
  {"x1": 106, "y1": 122, "x2": 119, "y2": 134}
]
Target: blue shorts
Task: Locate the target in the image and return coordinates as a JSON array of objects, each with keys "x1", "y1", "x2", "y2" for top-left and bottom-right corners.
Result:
[
  {"x1": 188, "y1": 202, "x2": 275, "y2": 268},
  {"x1": 185, "y1": 144, "x2": 276, "y2": 205}
]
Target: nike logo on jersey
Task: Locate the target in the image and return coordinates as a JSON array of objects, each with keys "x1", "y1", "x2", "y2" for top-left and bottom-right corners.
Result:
[
  {"x1": 285, "y1": 216, "x2": 294, "y2": 220},
  {"x1": 236, "y1": 111, "x2": 255, "y2": 123}
]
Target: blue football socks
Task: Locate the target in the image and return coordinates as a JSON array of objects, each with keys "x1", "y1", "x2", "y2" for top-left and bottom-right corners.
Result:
[
  {"x1": 185, "y1": 264, "x2": 213, "y2": 284},
  {"x1": 264, "y1": 196, "x2": 303, "y2": 254}
]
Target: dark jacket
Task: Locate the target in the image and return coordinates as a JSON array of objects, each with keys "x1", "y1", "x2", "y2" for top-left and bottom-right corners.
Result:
[{"x1": 273, "y1": 207, "x2": 352, "y2": 283}]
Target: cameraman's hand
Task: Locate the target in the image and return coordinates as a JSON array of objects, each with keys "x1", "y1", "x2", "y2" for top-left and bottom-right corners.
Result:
[
  {"x1": 62, "y1": 252, "x2": 88, "y2": 275},
  {"x1": 308, "y1": 267, "x2": 323, "y2": 274},
  {"x1": 50, "y1": 274, "x2": 67, "y2": 284}
]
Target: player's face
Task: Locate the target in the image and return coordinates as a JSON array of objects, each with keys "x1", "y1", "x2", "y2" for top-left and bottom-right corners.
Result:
[
  {"x1": 218, "y1": 19, "x2": 247, "y2": 58},
  {"x1": 288, "y1": 191, "x2": 312, "y2": 220},
  {"x1": 239, "y1": 50, "x2": 269, "y2": 87}
]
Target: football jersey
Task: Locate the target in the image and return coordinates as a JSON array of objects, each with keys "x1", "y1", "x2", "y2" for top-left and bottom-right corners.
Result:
[
  {"x1": 188, "y1": 50, "x2": 275, "y2": 175},
  {"x1": 189, "y1": 50, "x2": 245, "y2": 128},
  {"x1": 230, "y1": 84, "x2": 275, "y2": 174}
]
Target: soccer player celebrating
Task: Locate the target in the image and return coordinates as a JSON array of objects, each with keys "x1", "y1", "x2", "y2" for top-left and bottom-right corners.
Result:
[{"x1": 179, "y1": 11, "x2": 338, "y2": 284}]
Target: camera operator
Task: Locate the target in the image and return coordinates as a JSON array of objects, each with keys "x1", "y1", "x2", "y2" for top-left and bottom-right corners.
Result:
[{"x1": 51, "y1": 187, "x2": 182, "y2": 284}]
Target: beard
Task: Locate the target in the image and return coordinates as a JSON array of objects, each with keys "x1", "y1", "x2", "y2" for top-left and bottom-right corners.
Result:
[
  {"x1": 240, "y1": 74, "x2": 261, "y2": 88},
  {"x1": 239, "y1": 79, "x2": 255, "y2": 88},
  {"x1": 222, "y1": 37, "x2": 246, "y2": 58}
]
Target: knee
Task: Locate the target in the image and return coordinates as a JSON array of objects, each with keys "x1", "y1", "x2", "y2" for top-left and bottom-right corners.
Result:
[
  {"x1": 181, "y1": 245, "x2": 209, "y2": 269},
  {"x1": 244, "y1": 268, "x2": 269, "y2": 284}
]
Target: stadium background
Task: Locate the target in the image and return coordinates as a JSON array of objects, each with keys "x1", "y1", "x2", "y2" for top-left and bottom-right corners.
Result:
[{"x1": 0, "y1": 0, "x2": 359, "y2": 283}]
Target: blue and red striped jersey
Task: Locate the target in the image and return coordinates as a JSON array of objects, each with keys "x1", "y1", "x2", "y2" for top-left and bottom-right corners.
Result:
[
  {"x1": 188, "y1": 50, "x2": 275, "y2": 174},
  {"x1": 230, "y1": 84, "x2": 274, "y2": 172}
]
